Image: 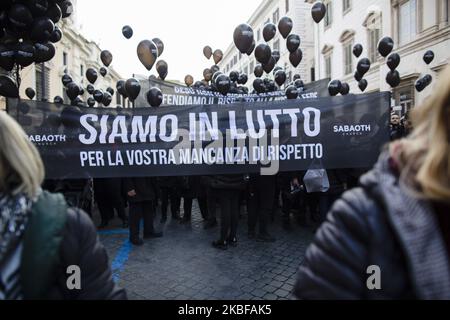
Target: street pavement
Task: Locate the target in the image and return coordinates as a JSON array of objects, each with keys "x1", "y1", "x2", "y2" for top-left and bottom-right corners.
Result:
[{"x1": 97, "y1": 201, "x2": 315, "y2": 300}]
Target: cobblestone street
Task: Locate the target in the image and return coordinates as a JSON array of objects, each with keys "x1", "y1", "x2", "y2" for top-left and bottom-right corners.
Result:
[{"x1": 98, "y1": 201, "x2": 315, "y2": 300}]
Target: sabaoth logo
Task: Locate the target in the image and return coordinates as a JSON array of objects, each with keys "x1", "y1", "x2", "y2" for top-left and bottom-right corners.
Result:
[
  {"x1": 333, "y1": 124, "x2": 371, "y2": 136},
  {"x1": 28, "y1": 135, "x2": 66, "y2": 146}
]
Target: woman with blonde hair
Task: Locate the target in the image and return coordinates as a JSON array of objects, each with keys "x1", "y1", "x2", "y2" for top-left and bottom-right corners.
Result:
[
  {"x1": 0, "y1": 111, "x2": 126, "y2": 300},
  {"x1": 295, "y1": 66, "x2": 450, "y2": 299}
]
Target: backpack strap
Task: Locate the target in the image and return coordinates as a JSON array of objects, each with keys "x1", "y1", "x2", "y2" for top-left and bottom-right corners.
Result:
[{"x1": 20, "y1": 191, "x2": 68, "y2": 300}]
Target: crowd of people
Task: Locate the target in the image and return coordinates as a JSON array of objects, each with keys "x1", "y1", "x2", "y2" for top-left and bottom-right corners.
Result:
[{"x1": 1, "y1": 66, "x2": 449, "y2": 300}]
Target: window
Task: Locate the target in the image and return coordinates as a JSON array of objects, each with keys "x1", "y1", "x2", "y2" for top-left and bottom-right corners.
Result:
[
  {"x1": 311, "y1": 67, "x2": 316, "y2": 82},
  {"x1": 325, "y1": 1, "x2": 333, "y2": 27},
  {"x1": 285, "y1": 0, "x2": 290, "y2": 13},
  {"x1": 343, "y1": 0, "x2": 351, "y2": 13},
  {"x1": 325, "y1": 54, "x2": 332, "y2": 79},
  {"x1": 244, "y1": 66, "x2": 248, "y2": 76},
  {"x1": 399, "y1": 0, "x2": 417, "y2": 45},
  {"x1": 233, "y1": 55, "x2": 238, "y2": 65},
  {"x1": 80, "y1": 65, "x2": 84, "y2": 77},
  {"x1": 116, "y1": 93, "x2": 121, "y2": 106},
  {"x1": 368, "y1": 27, "x2": 381, "y2": 62},
  {"x1": 239, "y1": 52, "x2": 242, "y2": 60},
  {"x1": 63, "y1": 52, "x2": 68, "y2": 66},
  {"x1": 250, "y1": 61, "x2": 254, "y2": 73},
  {"x1": 343, "y1": 42, "x2": 353, "y2": 75},
  {"x1": 35, "y1": 64, "x2": 50, "y2": 101},
  {"x1": 274, "y1": 39, "x2": 280, "y2": 52},
  {"x1": 446, "y1": 0, "x2": 450, "y2": 23},
  {"x1": 394, "y1": 80, "x2": 416, "y2": 114},
  {"x1": 273, "y1": 9, "x2": 280, "y2": 24},
  {"x1": 257, "y1": 29, "x2": 261, "y2": 41}
]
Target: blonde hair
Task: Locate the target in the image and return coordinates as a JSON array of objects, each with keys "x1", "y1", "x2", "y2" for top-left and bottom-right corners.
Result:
[
  {"x1": 0, "y1": 111, "x2": 44, "y2": 199},
  {"x1": 392, "y1": 66, "x2": 450, "y2": 203}
]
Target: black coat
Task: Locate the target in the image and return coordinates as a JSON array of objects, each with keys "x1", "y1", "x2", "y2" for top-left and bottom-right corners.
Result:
[
  {"x1": 94, "y1": 178, "x2": 126, "y2": 206},
  {"x1": 295, "y1": 152, "x2": 450, "y2": 300},
  {"x1": 49, "y1": 208, "x2": 126, "y2": 299},
  {"x1": 123, "y1": 177, "x2": 158, "y2": 203}
]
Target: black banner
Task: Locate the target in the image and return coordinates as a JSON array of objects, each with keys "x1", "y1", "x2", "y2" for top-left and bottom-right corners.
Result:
[
  {"x1": 134, "y1": 78, "x2": 331, "y2": 107},
  {"x1": 8, "y1": 92, "x2": 390, "y2": 179}
]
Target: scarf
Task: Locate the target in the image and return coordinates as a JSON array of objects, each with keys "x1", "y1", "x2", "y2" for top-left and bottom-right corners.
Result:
[{"x1": 0, "y1": 193, "x2": 32, "y2": 265}]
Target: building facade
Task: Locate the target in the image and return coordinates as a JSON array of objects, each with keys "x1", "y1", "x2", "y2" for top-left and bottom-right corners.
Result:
[
  {"x1": 1, "y1": 0, "x2": 125, "y2": 110},
  {"x1": 218, "y1": 0, "x2": 315, "y2": 87},
  {"x1": 306, "y1": 0, "x2": 450, "y2": 113}
]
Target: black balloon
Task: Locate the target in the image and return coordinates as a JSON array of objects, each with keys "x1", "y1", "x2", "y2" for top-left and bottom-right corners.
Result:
[
  {"x1": 152, "y1": 38, "x2": 164, "y2": 57},
  {"x1": 146, "y1": 87, "x2": 163, "y2": 107},
  {"x1": 358, "y1": 79, "x2": 368, "y2": 92},
  {"x1": 61, "y1": 74, "x2": 72, "y2": 87},
  {"x1": 254, "y1": 64, "x2": 264, "y2": 78},
  {"x1": 233, "y1": 24, "x2": 254, "y2": 54},
  {"x1": 100, "y1": 50, "x2": 113, "y2": 67},
  {"x1": 328, "y1": 80, "x2": 342, "y2": 96},
  {"x1": 246, "y1": 39, "x2": 256, "y2": 56},
  {"x1": 272, "y1": 50, "x2": 281, "y2": 63},
  {"x1": 15, "y1": 42, "x2": 35, "y2": 67},
  {"x1": 278, "y1": 17, "x2": 293, "y2": 39},
  {"x1": 60, "y1": 1, "x2": 74, "y2": 19},
  {"x1": 28, "y1": 0, "x2": 49, "y2": 16},
  {"x1": 34, "y1": 42, "x2": 55, "y2": 63},
  {"x1": 8, "y1": 4, "x2": 33, "y2": 29},
  {"x1": 156, "y1": 60, "x2": 168, "y2": 80},
  {"x1": 237, "y1": 74, "x2": 248, "y2": 85},
  {"x1": 378, "y1": 37, "x2": 394, "y2": 57},
  {"x1": 100, "y1": 67, "x2": 107, "y2": 77},
  {"x1": 210, "y1": 65, "x2": 220, "y2": 74},
  {"x1": 263, "y1": 23, "x2": 277, "y2": 42},
  {"x1": 274, "y1": 70, "x2": 287, "y2": 87},
  {"x1": 357, "y1": 58, "x2": 371, "y2": 76},
  {"x1": 340, "y1": 83, "x2": 350, "y2": 95},
  {"x1": 263, "y1": 57, "x2": 276, "y2": 73},
  {"x1": 212, "y1": 71, "x2": 223, "y2": 83},
  {"x1": 25, "y1": 87, "x2": 35, "y2": 100},
  {"x1": 229, "y1": 71, "x2": 239, "y2": 82},
  {"x1": 117, "y1": 80, "x2": 128, "y2": 98},
  {"x1": 354, "y1": 70, "x2": 362, "y2": 82},
  {"x1": 387, "y1": 53, "x2": 401, "y2": 70},
  {"x1": 86, "y1": 68, "x2": 98, "y2": 84},
  {"x1": 386, "y1": 70, "x2": 400, "y2": 88},
  {"x1": 294, "y1": 79, "x2": 304, "y2": 89},
  {"x1": 106, "y1": 87, "x2": 114, "y2": 96},
  {"x1": 137, "y1": 40, "x2": 158, "y2": 71},
  {"x1": 293, "y1": 74, "x2": 301, "y2": 81},
  {"x1": 87, "y1": 97, "x2": 95, "y2": 107},
  {"x1": 0, "y1": 44, "x2": 15, "y2": 71},
  {"x1": 213, "y1": 50, "x2": 223, "y2": 65},
  {"x1": 423, "y1": 50, "x2": 434, "y2": 65},
  {"x1": 30, "y1": 18, "x2": 55, "y2": 42},
  {"x1": 47, "y1": 2, "x2": 62, "y2": 23},
  {"x1": 203, "y1": 46, "x2": 212, "y2": 59},
  {"x1": 102, "y1": 92, "x2": 112, "y2": 106},
  {"x1": 122, "y1": 25, "x2": 133, "y2": 39},
  {"x1": 311, "y1": 2, "x2": 326, "y2": 23},
  {"x1": 54, "y1": 96, "x2": 64, "y2": 104},
  {"x1": 215, "y1": 74, "x2": 231, "y2": 96},
  {"x1": 0, "y1": 75, "x2": 19, "y2": 98},
  {"x1": 415, "y1": 78, "x2": 426, "y2": 92},
  {"x1": 289, "y1": 49, "x2": 303, "y2": 67},
  {"x1": 423, "y1": 74, "x2": 433, "y2": 86},
  {"x1": 255, "y1": 43, "x2": 271, "y2": 64},
  {"x1": 285, "y1": 85, "x2": 299, "y2": 100},
  {"x1": 86, "y1": 84, "x2": 95, "y2": 95},
  {"x1": 286, "y1": 34, "x2": 301, "y2": 53},
  {"x1": 66, "y1": 82, "x2": 80, "y2": 100},
  {"x1": 203, "y1": 68, "x2": 213, "y2": 82},
  {"x1": 353, "y1": 44, "x2": 363, "y2": 58},
  {"x1": 253, "y1": 78, "x2": 265, "y2": 94},
  {"x1": 93, "y1": 90, "x2": 104, "y2": 103},
  {"x1": 50, "y1": 27, "x2": 63, "y2": 43},
  {"x1": 125, "y1": 78, "x2": 141, "y2": 101}
]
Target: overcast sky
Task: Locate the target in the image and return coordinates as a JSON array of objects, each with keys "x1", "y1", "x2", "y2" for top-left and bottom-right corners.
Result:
[{"x1": 77, "y1": 0, "x2": 262, "y2": 82}]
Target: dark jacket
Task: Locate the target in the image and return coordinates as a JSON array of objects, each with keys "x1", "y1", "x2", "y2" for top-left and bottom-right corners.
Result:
[
  {"x1": 124, "y1": 177, "x2": 158, "y2": 203},
  {"x1": 19, "y1": 191, "x2": 126, "y2": 300},
  {"x1": 94, "y1": 178, "x2": 126, "y2": 206},
  {"x1": 207, "y1": 175, "x2": 247, "y2": 191},
  {"x1": 295, "y1": 152, "x2": 450, "y2": 300}
]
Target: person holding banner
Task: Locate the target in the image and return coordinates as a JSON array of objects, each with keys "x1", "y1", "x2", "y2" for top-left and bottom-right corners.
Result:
[
  {"x1": 0, "y1": 111, "x2": 126, "y2": 300},
  {"x1": 295, "y1": 67, "x2": 450, "y2": 299}
]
